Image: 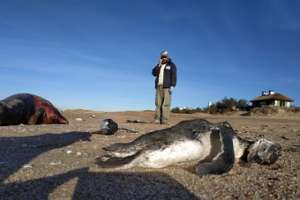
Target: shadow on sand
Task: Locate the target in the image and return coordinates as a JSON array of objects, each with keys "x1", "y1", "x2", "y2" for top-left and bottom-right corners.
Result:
[
  {"x1": 0, "y1": 131, "x2": 91, "y2": 183},
  {"x1": 0, "y1": 168, "x2": 200, "y2": 200},
  {"x1": 0, "y1": 131, "x2": 200, "y2": 199}
]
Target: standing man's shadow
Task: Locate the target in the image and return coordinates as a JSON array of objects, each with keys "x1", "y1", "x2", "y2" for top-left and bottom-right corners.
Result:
[
  {"x1": 0, "y1": 131, "x2": 91, "y2": 183},
  {"x1": 0, "y1": 167, "x2": 200, "y2": 200}
]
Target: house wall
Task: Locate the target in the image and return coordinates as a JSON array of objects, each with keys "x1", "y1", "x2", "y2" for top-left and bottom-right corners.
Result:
[
  {"x1": 252, "y1": 100, "x2": 292, "y2": 108},
  {"x1": 252, "y1": 100, "x2": 275, "y2": 107}
]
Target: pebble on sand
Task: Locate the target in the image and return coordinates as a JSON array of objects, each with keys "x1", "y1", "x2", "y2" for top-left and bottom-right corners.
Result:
[
  {"x1": 75, "y1": 118, "x2": 83, "y2": 121},
  {"x1": 50, "y1": 161, "x2": 62, "y2": 166},
  {"x1": 66, "y1": 150, "x2": 72, "y2": 154},
  {"x1": 22, "y1": 164, "x2": 33, "y2": 169}
]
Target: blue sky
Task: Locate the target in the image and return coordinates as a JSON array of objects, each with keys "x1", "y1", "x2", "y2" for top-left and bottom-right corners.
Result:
[{"x1": 0, "y1": 0, "x2": 299, "y2": 111}]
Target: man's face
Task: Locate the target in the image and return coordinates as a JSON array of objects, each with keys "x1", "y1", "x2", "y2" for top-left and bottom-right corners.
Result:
[{"x1": 161, "y1": 56, "x2": 169, "y2": 64}]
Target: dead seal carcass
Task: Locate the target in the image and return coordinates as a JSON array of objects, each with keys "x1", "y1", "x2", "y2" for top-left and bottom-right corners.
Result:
[
  {"x1": 0, "y1": 93, "x2": 68, "y2": 125},
  {"x1": 96, "y1": 119, "x2": 281, "y2": 176}
]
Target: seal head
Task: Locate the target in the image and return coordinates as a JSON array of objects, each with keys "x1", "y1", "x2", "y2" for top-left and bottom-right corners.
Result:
[{"x1": 247, "y1": 138, "x2": 281, "y2": 164}]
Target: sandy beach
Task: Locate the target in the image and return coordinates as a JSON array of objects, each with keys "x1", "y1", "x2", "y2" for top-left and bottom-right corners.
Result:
[{"x1": 0, "y1": 110, "x2": 299, "y2": 199}]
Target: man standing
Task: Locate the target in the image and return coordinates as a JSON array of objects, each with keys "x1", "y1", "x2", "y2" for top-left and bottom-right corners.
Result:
[{"x1": 152, "y1": 50, "x2": 177, "y2": 124}]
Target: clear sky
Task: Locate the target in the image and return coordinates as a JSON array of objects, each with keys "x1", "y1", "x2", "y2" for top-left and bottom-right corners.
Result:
[{"x1": 0, "y1": 0, "x2": 299, "y2": 111}]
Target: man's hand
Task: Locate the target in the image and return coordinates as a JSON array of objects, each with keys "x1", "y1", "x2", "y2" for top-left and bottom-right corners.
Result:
[
  {"x1": 169, "y1": 86, "x2": 174, "y2": 93},
  {"x1": 158, "y1": 59, "x2": 162, "y2": 66}
]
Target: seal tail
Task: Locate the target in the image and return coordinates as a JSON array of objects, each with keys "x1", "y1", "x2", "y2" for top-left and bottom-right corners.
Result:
[{"x1": 95, "y1": 151, "x2": 141, "y2": 169}]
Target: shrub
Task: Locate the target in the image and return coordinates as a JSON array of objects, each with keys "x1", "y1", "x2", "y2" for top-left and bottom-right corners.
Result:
[
  {"x1": 207, "y1": 97, "x2": 250, "y2": 114},
  {"x1": 250, "y1": 107, "x2": 278, "y2": 115},
  {"x1": 290, "y1": 107, "x2": 300, "y2": 113},
  {"x1": 172, "y1": 97, "x2": 251, "y2": 114},
  {"x1": 171, "y1": 107, "x2": 203, "y2": 114}
]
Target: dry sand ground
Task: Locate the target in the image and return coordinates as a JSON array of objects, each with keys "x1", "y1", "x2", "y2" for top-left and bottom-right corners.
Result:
[{"x1": 0, "y1": 110, "x2": 299, "y2": 200}]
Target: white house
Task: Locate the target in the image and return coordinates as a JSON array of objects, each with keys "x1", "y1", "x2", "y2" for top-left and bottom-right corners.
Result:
[{"x1": 251, "y1": 90, "x2": 294, "y2": 108}]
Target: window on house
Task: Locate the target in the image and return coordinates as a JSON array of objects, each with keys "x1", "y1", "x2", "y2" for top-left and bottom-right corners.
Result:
[{"x1": 280, "y1": 101, "x2": 285, "y2": 107}]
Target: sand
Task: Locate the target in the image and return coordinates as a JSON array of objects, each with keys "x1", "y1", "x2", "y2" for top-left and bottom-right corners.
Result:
[{"x1": 0, "y1": 110, "x2": 299, "y2": 200}]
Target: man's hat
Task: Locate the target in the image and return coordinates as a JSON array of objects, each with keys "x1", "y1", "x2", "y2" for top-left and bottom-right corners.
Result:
[{"x1": 160, "y1": 50, "x2": 169, "y2": 57}]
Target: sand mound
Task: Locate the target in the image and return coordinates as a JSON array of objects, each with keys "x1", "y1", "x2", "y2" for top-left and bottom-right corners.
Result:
[{"x1": 249, "y1": 107, "x2": 300, "y2": 118}]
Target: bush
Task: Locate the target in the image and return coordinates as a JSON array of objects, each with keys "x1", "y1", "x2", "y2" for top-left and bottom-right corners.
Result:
[
  {"x1": 250, "y1": 107, "x2": 278, "y2": 115},
  {"x1": 207, "y1": 97, "x2": 250, "y2": 114},
  {"x1": 171, "y1": 107, "x2": 203, "y2": 114},
  {"x1": 237, "y1": 99, "x2": 250, "y2": 111},
  {"x1": 172, "y1": 97, "x2": 251, "y2": 114},
  {"x1": 291, "y1": 107, "x2": 300, "y2": 113}
]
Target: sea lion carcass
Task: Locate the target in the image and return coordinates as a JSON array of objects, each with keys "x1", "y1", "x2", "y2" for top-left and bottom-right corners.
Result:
[{"x1": 0, "y1": 93, "x2": 68, "y2": 125}]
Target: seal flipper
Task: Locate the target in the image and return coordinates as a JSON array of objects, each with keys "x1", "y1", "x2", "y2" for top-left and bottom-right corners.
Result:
[
  {"x1": 102, "y1": 137, "x2": 151, "y2": 158},
  {"x1": 103, "y1": 143, "x2": 130, "y2": 152},
  {"x1": 102, "y1": 142, "x2": 144, "y2": 158},
  {"x1": 95, "y1": 151, "x2": 142, "y2": 169},
  {"x1": 195, "y1": 128, "x2": 235, "y2": 176},
  {"x1": 195, "y1": 156, "x2": 234, "y2": 176},
  {"x1": 28, "y1": 108, "x2": 45, "y2": 125}
]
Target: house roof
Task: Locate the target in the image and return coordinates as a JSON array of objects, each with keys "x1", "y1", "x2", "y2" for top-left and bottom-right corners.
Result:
[{"x1": 251, "y1": 93, "x2": 294, "y2": 102}]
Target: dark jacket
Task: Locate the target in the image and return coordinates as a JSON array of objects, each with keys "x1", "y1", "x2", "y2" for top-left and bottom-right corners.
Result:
[{"x1": 152, "y1": 59, "x2": 177, "y2": 89}]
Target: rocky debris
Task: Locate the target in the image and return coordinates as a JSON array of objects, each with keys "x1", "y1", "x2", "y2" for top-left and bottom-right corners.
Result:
[
  {"x1": 22, "y1": 164, "x2": 33, "y2": 169},
  {"x1": 49, "y1": 161, "x2": 62, "y2": 166},
  {"x1": 126, "y1": 119, "x2": 148, "y2": 123},
  {"x1": 66, "y1": 150, "x2": 72, "y2": 154},
  {"x1": 284, "y1": 144, "x2": 300, "y2": 152},
  {"x1": 280, "y1": 136, "x2": 289, "y2": 140}
]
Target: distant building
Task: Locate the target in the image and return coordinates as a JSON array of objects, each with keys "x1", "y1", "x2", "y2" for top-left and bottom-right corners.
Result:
[{"x1": 250, "y1": 90, "x2": 294, "y2": 108}]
